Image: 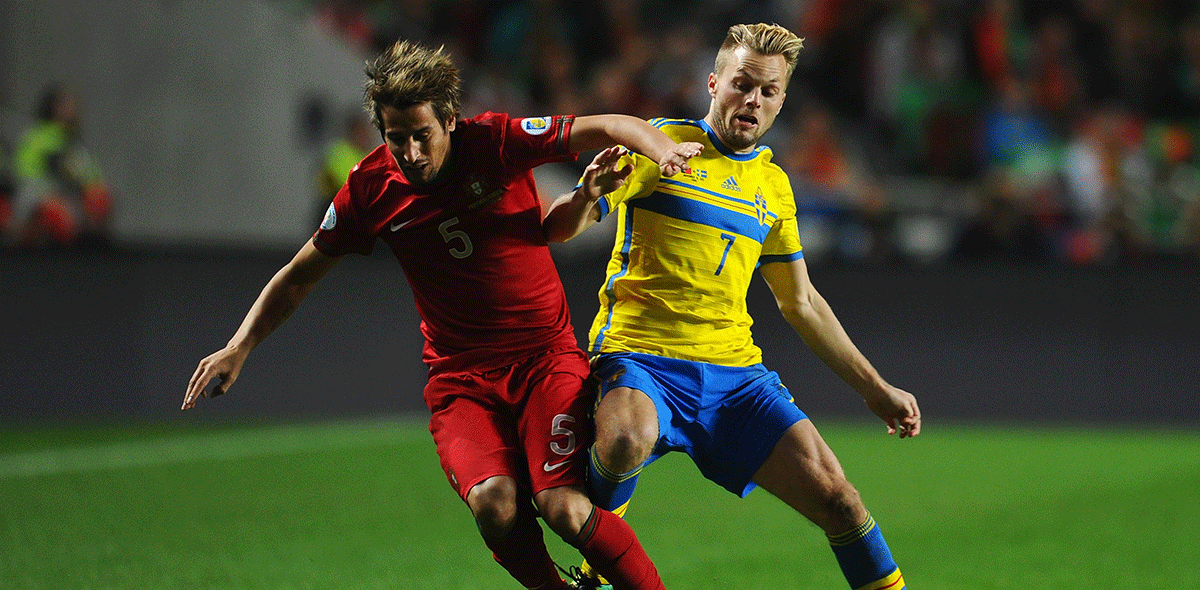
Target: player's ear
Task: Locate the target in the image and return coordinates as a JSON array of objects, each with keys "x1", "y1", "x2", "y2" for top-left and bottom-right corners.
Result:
[
  {"x1": 708, "y1": 72, "x2": 718, "y2": 98},
  {"x1": 444, "y1": 117, "x2": 456, "y2": 132}
]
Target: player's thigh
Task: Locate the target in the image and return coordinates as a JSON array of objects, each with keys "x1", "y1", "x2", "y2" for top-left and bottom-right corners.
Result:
[
  {"x1": 516, "y1": 349, "x2": 593, "y2": 494},
  {"x1": 591, "y1": 354, "x2": 669, "y2": 467},
  {"x1": 426, "y1": 375, "x2": 524, "y2": 502},
  {"x1": 751, "y1": 419, "x2": 864, "y2": 525}
]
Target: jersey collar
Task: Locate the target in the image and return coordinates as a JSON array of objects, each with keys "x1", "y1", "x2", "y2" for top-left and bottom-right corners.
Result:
[{"x1": 698, "y1": 118, "x2": 768, "y2": 162}]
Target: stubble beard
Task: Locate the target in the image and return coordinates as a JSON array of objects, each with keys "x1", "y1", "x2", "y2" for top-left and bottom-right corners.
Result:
[{"x1": 713, "y1": 116, "x2": 760, "y2": 153}]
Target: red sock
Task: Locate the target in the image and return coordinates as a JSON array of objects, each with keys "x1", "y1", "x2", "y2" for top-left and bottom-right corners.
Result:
[
  {"x1": 571, "y1": 508, "x2": 665, "y2": 590},
  {"x1": 483, "y1": 506, "x2": 568, "y2": 590}
]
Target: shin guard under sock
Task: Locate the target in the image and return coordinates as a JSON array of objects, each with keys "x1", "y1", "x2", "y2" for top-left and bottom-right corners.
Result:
[{"x1": 570, "y1": 507, "x2": 665, "y2": 590}]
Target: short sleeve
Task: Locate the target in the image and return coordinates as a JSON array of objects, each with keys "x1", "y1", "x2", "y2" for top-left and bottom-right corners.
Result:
[
  {"x1": 501, "y1": 114, "x2": 577, "y2": 170},
  {"x1": 312, "y1": 181, "x2": 374, "y2": 256}
]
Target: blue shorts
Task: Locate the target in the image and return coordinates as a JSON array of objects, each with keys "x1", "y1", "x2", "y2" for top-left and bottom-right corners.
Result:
[{"x1": 592, "y1": 352, "x2": 808, "y2": 497}]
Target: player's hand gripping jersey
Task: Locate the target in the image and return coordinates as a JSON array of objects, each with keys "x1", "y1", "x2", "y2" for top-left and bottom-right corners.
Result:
[
  {"x1": 314, "y1": 112, "x2": 579, "y2": 372},
  {"x1": 587, "y1": 118, "x2": 804, "y2": 366}
]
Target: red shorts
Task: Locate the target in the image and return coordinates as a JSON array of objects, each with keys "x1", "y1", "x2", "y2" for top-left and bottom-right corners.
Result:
[{"x1": 424, "y1": 347, "x2": 593, "y2": 501}]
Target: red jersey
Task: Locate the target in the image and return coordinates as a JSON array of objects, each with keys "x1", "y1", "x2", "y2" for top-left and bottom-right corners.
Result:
[{"x1": 313, "y1": 112, "x2": 580, "y2": 373}]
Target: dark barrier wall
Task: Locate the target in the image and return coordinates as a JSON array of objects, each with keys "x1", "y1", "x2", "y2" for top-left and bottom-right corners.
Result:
[{"x1": 2, "y1": 247, "x2": 1198, "y2": 426}]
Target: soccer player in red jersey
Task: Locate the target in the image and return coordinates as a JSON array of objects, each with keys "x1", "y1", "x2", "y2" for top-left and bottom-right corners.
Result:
[{"x1": 182, "y1": 40, "x2": 701, "y2": 590}]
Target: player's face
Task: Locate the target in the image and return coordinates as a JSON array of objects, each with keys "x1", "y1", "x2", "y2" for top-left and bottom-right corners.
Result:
[
  {"x1": 704, "y1": 47, "x2": 787, "y2": 153},
  {"x1": 380, "y1": 103, "x2": 456, "y2": 185}
]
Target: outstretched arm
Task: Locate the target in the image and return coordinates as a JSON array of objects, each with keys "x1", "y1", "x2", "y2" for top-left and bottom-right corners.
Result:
[
  {"x1": 568, "y1": 114, "x2": 702, "y2": 177},
  {"x1": 545, "y1": 116, "x2": 701, "y2": 242},
  {"x1": 182, "y1": 240, "x2": 343, "y2": 410},
  {"x1": 759, "y1": 258, "x2": 922, "y2": 438}
]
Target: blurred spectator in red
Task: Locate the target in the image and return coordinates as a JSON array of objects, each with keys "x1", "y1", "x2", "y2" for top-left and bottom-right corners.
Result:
[
  {"x1": 11, "y1": 86, "x2": 114, "y2": 249},
  {"x1": 312, "y1": 0, "x2": 378, "y2": 55},
  {"x1": 783, "y1": 100, "x2": 893, "y2": 263},
  {"x1": 970, "y1": 0, "x2": 1024, "y2": 93},
  {"x1": 1060, "y1": 107, "x2": 1157, "y2": 263},
  {"x1": 1028, "y1": 15, "x2": 1085, "y2": 131},
  {"x1": 789, "y1": 100, "x2": 871, "y2": 197}
]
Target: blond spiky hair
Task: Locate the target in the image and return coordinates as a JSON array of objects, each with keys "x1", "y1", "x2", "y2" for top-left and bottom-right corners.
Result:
[
  {"x1": 363, "y1": 40, "x2": 462, "y2": 132},
  {"x1": 715, "y1": 23, "x2": 805, "y2": 84}
]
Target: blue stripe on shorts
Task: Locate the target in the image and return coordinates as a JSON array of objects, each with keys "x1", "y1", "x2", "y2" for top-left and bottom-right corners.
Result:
[{"x1": 592, "y1": 352, "x2": 807, "y2": 497}]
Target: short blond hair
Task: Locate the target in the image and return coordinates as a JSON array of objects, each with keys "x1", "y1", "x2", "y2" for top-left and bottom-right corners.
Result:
[
  {"x1": 714, "y1": 23, "x2": 805, "y2": 84},
  {"x1": 363, "y1": 40, "x2": 462, "y2": 132}
]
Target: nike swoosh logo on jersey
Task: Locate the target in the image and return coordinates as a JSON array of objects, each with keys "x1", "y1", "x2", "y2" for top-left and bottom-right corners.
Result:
[
  {"x1": 543, "y1": 459, "x2": 571, "y2": 472},
  {"x1": 390, "y1": 218, "x2": 414, "y2": 231}
]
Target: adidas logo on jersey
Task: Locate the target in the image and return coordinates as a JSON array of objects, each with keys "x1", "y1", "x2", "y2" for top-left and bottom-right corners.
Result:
[{"x1": 721, "y1": 176, "x2": 741, "y2": 192}]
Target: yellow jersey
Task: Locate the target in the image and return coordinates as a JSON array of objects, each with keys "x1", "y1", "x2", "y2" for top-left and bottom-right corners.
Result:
[{"x1": 587, "y1": 118, "x2": 804, "y2": 366}]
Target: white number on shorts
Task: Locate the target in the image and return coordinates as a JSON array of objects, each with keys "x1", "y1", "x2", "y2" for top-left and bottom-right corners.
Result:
[{"x1": 550, "y1": 414, "x2": 576, "y2": 456}]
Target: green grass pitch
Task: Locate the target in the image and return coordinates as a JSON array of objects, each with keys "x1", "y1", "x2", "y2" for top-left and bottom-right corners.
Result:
[{"x1": 2, "y1": 416, "x2": 1197, "y2": 589}]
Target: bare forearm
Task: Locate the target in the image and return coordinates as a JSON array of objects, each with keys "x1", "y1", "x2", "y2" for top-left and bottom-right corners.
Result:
[
  {"x1": 784, "y1": 295, "x2": 886, "y2": 397},
  {"x1": 762, "y1": 261, "x2": 919, "y2": 435},
  {"x1": 226, "y1": 267, "x2": 316, "y2": 353},
  {"x1": 182, "y1": 242, "x2": 338, "y2": 410},
  {"x1": 224, "y1": 242, "x2": 337, "y2": 353},
  {"x1": 543, "y1": 145, "x2": 630, "y2": 242},
  {"x1": 570, "y1": 115, "x2": 676, "y2": 163},
  {"x1": 544, "y1": 188, "x2": 600, "y2": 242}
]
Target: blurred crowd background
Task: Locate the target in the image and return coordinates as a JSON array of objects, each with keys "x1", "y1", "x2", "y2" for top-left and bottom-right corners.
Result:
[
  {"x1": 2, "y1": 0, "x2": 1198, "y2": 425},
  {"x1": 3, "y1": 0, "x2": 1199, "y2": 266}
]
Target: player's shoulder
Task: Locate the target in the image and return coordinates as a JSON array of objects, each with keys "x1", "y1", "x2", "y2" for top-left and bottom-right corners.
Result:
[
  {"x1": 456, "y1": 111, "x2": 508, "y2": 139},
  {"x1": 753, "y1": 150, "x2": 789, "y2": 181},
  {"x1": 648, "y1": 117, "x2": 706, "y2": 141},
  {"x1": 346, "y1": 145, "x2": 397, "y2": 183},
  {"x1": 342, "y1": 144, "x2": 405, "y2": 202},
  {"x1": 748, "y1": 151, "x2": 794, "y2": 198}
]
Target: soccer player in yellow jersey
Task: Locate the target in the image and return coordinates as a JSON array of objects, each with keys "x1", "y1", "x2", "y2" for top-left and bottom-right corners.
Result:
[{"x1": 544, "y1": 23, "x2": 921, "y2": 590}]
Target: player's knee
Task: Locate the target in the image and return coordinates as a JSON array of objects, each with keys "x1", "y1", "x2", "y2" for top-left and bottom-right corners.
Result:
[
  {"x1": 466, "y1": 476, "x2": 520, "y2": 539},
  {"x1": 533, "y1": 486, "x2": 592, "y2": 541},
  {"x1": 595, "y1": 418, "x2": 656, "y2": 473},
  {"x1": 594, "y1": 388, "x2": 657, "y2": 473},
  {"x1": 818, "y1": 480, "x2": 866, "y2": 532}
]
